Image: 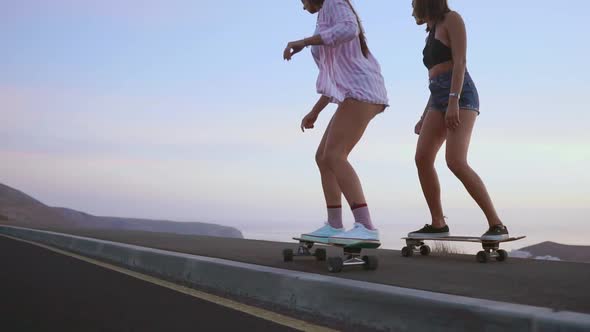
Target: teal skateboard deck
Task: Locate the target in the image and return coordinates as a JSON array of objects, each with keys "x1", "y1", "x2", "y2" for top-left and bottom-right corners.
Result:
[
  {"x1": 283, "y1": 237, "x2": 381, "y2": 273},
  {"x1": 292, "y1": 237, "x2": 381, "y2": 249},
  {"x1": 401, "y1": 235, "x2": 526, "y2": 263}
]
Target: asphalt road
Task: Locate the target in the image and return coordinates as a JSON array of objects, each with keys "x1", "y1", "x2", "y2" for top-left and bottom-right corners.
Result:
[{"x1": 0, "y1": 236, "x2": 302, "y2": 332}]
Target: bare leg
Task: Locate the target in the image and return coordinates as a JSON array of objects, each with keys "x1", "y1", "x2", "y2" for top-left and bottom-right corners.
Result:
[
  {"x1": 445, "y1": 109, "x2": 503, "y2": 227},
  {"x1": 415, "y1": 110, "x2": 447, "y2": 227},
  {"x1": 320, "y1": 99, "x2": 382, "y2": 208},
  {"x1": 315, "y1": 117, "x2": 343, "y2": 206}
]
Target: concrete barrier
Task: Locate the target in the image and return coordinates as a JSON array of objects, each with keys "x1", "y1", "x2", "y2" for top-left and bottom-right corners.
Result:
[{"x1": 2, "y1": 225, "x2": 589, "y2": 332}]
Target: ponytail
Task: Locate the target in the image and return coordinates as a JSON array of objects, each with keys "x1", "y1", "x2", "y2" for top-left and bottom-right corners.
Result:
[{"x1": 344, "y1": 0, "x2": 369, "y2": 58}]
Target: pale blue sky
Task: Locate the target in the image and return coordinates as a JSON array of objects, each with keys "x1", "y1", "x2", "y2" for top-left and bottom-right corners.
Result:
[{"x1": 1, "y1": 1, "x2": 589, "y2": 247}]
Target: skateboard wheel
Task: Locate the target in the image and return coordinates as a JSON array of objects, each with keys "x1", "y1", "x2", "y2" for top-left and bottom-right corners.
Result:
[
  {"x1": 476, "y1": 251, "x2": 488, "y2": 263},
  {"x1": 283, "y1": 249, "x2": 294, "y2": 262},
  {"x1": 314, "y1": 248, "x2": 327, "y2": 261},
  {"x1": 362, "y1": 255, "x2": 378, "y2": 270},
  {"x1": 420, "y1": 245, "x2": 431, "y2": 256},
  {"x1": 327, "y1": 257, "x2": 343, "y2": 273},
  {"x1": 401, "y1": 246, "x2": 413, "y2": 257},
  {"x1": 496, "y1": 249, "x2": 508, "y2": 262}
]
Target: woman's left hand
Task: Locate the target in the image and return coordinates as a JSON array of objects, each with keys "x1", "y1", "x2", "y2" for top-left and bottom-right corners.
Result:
[
  {"x1": 283, "y1": 40, "x2": 306, "y2": 61},
  {"x1": 446, "y1": 101, "x2": 461, "y2": 130}
]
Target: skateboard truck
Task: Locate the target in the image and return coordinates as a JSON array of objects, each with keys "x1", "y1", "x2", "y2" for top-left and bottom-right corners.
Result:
[
  {"x1": 327, "y1": 247, "x2": 378, "y2": 273},
  {"x1": 476, "y1": 241, "x2": 508, "y2": 263},
  {"x1": 284, "y1": 238, "x2": 379, "y2": 273},
  {"x1": 401, "y1": 239, "x2": 432, "y2": 257},
  {"x1": 283, "y1": 239, "x2": 327, "y2": 262}
]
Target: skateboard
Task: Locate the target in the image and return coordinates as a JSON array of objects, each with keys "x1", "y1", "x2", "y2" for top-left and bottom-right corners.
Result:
[
  {"x1": 283, "y1": 237, "x2": 381, "y2": 273},
  {"x1": 401, "y1": 235, "x2": 526, "y2": 263}
]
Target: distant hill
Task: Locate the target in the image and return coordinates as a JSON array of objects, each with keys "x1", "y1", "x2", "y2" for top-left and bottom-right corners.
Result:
[
  {"x1": 516, "y1": 241, "x2": 590, "y2": 263},
  {"x1": 0, "y1": 183, "x2": 243, "y2": 239},
  {"x1": 0, "y1": 183, "x2": 78, "y2": 229}
]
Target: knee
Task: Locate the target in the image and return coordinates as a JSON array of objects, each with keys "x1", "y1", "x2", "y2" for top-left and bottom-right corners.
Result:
[
  {"x1": 415, "y1": 152, "x2": 434, "y2": 170},
  {"x1": 323, "y1": 150, "x2": 346, "y2": 169},
  {"x1": 315, "y1": 151, "x2": 328, "y2": 170},
  {"x1": 446, "y1": 157, "x2": 469, "y2": 175}
]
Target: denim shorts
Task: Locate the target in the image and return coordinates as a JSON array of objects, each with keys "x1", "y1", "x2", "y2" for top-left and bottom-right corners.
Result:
[{"x1": 428, "y1": 70, "x2": 480, "y2": 114}]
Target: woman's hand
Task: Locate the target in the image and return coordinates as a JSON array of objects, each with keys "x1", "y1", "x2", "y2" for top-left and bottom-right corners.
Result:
[
  {"x1": 414, "y1": 118, "x2": 423, "y2": 135},
  {"x1": 283, "y1": 40, "x2": 306, "y2": 61},
  {"x1": 446, "y1": 101, "x2": 461, "y2": 130},
  {"x1": 301, "y1": 110, "x2": 320, "y2": 132}
]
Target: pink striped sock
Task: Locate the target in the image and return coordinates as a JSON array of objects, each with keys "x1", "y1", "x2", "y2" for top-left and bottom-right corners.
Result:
[
  {"x1": 352, "y1": 204, "x2": 375, "y2": 230},
  {"x1": 327, "y1": 205, "x2": 343, "y2": 229}
]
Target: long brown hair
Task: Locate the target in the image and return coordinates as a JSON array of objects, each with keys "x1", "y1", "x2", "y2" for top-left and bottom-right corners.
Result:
[
  {"x1": 310, "y1": 0, "x2": 370, "y2": 58},
  {"x1": 413, "y1": 0, "x2": 451, "y2": 31}
]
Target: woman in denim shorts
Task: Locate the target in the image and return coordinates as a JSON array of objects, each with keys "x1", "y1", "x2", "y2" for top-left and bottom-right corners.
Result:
[{"x1": 407, "y1": 0, "x2": 509, "y2": 241}]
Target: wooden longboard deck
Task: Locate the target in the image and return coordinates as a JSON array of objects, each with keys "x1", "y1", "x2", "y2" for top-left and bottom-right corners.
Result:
[
  {"x1": 292, "y1": 237, "x2": 381, "y2": 249},
  {"x1": 401, "y1": 235, "x2": 526, "y2": 243}
]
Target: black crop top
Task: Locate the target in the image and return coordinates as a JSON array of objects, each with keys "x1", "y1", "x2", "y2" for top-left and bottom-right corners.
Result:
[{"x1": 422, "y1": 24, "x2": 452, "y2": 69}]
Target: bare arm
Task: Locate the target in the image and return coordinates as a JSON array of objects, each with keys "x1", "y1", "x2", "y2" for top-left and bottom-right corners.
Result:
[
  {"x1": 415, "y1": 96, "x2": 432, "y2": 135},
  {"x1": 447, "y1": 12, "x2": 467, "y2": 100},
  {"x1": 301, "y1": 95, "x2": 331, "y2": 132},
  {"x1": 284, "y1": 35, "x2": 324, "y2": 61},
  {"x1": 420, "y1": 95, "x2": 432, "y2": 121},
  {"x1": 312, "y1": 95, "x2": 331, "y2": 114}
]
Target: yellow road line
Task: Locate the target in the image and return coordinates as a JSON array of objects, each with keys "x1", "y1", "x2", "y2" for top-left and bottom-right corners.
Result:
[{"x1": 1, "y1": 234, "x2": 339, "y2": 332}]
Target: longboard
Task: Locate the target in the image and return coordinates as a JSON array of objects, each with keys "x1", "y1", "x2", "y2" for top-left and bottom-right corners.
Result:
[
  {"x1": 400, "y1": 235, "x2": 526, "y2": 263},
  {"x1": 283, "y1": 237, "x2": 381, "y2": 273}
]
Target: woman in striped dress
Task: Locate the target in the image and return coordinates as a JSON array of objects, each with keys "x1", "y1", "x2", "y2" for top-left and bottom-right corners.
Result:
[{"x1": 283, "y1": 0, "x2": 389, "y2": 246}]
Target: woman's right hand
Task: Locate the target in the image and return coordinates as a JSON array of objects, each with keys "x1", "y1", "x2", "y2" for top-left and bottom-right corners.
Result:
[
  {"x1": 284, "y1": 40, "x2": 306, "y2": 61},
  {"x1": 301, "y1": 110, "x2": 319, "y2": 132},
  {"x1": 414, "y1": 118, "x2": 423, "y2": 135}
]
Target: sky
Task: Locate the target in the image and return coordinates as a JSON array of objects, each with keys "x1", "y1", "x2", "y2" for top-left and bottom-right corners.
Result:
[{"x1": 1, "y1": 0, "x2": 589, "y2": 249}]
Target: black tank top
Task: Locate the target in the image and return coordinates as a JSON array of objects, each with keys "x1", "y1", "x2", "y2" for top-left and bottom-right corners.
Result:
[{"x1": 422, "y1": 24, "x2": 453, "y2": 69}]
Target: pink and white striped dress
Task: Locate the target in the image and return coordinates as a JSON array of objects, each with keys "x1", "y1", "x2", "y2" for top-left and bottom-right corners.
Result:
[{"x1": 311, "y1": 0, "x2": 389, "y2": 107}]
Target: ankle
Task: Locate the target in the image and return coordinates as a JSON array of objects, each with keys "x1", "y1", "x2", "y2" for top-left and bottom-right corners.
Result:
[
  {"x1": 432, "y1": 216, "x2": 447, "y2": 228},
  {"x1": 489, "y1": 219, "x2": 504, "y2": 228},
  {"x1": 351, "y1": 204, "x2": 375, "y2": 230},
  {"x1": 327, "y1": 205, "x2": 343, "y2": 229}
]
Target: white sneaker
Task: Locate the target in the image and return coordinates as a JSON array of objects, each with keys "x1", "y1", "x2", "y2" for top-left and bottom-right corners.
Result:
[
  {"x1": 328, "y1": 223, "x2": 381, "y2": 246},
  {"x1": 300, "y1": 223, "x2": 345, "y2": 244}
]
